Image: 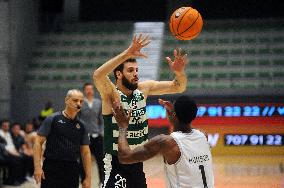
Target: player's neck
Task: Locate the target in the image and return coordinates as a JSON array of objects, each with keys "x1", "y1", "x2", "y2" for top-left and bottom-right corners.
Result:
[
  {"x1": 174, "y1": 123, "x2": 192, "y2": 133},
  {"x1": 63, "y1": 108, "x2": 77, "y2": 120},
  {"x1": 116, "y1": 83, "x2": 134, "y2": 97}
]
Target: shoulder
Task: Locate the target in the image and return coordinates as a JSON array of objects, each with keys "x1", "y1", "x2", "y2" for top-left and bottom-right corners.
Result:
[
  {"x1": 0, "y1": 130, "x2": 4, "y2": 136},
  {"x1": 42, "y1": 111, "x2": 61, "y2": 126},
  {"x1": 49, "y1": 112, "x2": 60, "y2": 120},
  {"x1": 48, "y1": 111, "x2": 61, "y2": 120},
  {"x1": 150, "y1": 134, "x2": 173, "y2": 147},
  {"x1": 193, "y1": 129, "x2": 208, "y2": 139},
  {"x1": 133, "y1": 89, "x2": 145, "y2": 99}
]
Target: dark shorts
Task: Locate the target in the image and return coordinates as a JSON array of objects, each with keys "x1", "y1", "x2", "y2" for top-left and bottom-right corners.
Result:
[
  {"x1": 103, "y1": 154, "x2": 147, "y2": 188},
  {"x1": 41, "y1": 159, "x2": 79, "y2": 188}
]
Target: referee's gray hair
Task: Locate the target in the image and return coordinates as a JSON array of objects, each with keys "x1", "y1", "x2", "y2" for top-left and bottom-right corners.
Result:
[{"x1": 66, "y1": 89, "x2": 83, "y2": 98}]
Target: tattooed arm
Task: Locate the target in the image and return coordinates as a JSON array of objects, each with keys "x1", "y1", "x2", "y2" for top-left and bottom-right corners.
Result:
[{"x1": 138, "y1": 48, "x2": 188, "y2": 97}]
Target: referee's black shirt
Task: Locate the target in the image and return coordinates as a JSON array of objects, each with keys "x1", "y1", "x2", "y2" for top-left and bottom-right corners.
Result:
[{"x1": 38, "y1": 111, "x2": 90, "y2": 162}]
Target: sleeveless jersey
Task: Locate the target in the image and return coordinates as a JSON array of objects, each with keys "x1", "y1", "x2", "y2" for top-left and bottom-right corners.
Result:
[
  {"x1": 164, "y1": 130, "x2": 214, "y2": 188},
  {"x1": 103, "y1": 89, "x2": 148, "y2": 155}
]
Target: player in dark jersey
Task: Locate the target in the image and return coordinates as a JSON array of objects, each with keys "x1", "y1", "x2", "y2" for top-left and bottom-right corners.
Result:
[
  {"x1": 33, "y1": 89, "x2": 92, "y2": 188},
  {"x1": 112, "y1": 96, "x2": 215, "y2": 188},
  {"x1": 93, "y1": 34, "x2": 188, "y2": 188}
]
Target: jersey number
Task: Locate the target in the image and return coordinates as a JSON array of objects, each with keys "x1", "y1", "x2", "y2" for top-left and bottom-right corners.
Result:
[{"x1": 199, "y1": 165, "x2": 208, "y2": 188}]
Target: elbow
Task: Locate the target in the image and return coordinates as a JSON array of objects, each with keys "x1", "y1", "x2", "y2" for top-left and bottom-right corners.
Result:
[
  {"x1": 118, "y1": 157, "x2": 127, "y2": 164},
  {"x1": 93, "y1": 71, "x2": 104, "y2": 84},
  {"x1": 118, "y1": 154, "x2": 131, "y2": 164},
  {"x1": 180, "y1": 85, "x2": 187, "y2": 93},
  {"x1": 93, "y1": 71, "x2": 100, "y2": 81},
  {"x1": 176, "y1": 85, "x2": 186, "y2": 93}
]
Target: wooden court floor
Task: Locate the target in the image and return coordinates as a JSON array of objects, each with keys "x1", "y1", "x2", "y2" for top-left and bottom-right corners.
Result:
[
  {"x1": 5, "y1": 155, "x2": 284, "y2": 188},
  {"x1": 144, "y1": 154, "x2": 284, "y2": 188}
]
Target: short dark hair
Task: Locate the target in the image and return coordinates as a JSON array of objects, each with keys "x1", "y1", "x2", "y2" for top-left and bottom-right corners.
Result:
[
  {"x1": 83, "y1": 82, "x2": 93, "y2": 90},
  {"x1": 1, "y1": 119, "x2": 9, "y2": 126},
  {"x1": 113, "y1": 58, "x2": 137, "y2": 80},
  {"x1": 174, "y1": 95, "x2": 198, "y2": 124},
  {"x1": 11, "y1": 122, "x2": 21, "y2": 129}
]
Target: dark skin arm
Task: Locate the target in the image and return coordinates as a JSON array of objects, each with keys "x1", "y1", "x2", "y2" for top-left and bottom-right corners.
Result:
[{"x1": 112, "y1": 101, "x2": 180, "y2": 164}]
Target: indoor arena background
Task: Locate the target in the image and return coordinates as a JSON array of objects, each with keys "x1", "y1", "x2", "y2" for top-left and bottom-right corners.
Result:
[{"x1": 0, "y1": 0, "x2": 283, "y2": 187}]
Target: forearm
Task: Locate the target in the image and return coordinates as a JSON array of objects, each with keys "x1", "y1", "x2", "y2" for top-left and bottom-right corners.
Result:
[
  {"x1": 93, "y1": 50, "x2": 130, "y2": 78},
  {"x1": 117, "y1": 127, "x2": 132, "y2": 161},
  {"x1": 173, "y1": 71, "x2": 187, "y2": 92},
  {"x1": 33, "y1": 142, "x2": 43, "y2": 169},
  {"x1": 81, "y1": 147, "x2": 92, "y2": 179},
  {"x1": 118, "y1": 130, "x2": 166, "y2": 164}
]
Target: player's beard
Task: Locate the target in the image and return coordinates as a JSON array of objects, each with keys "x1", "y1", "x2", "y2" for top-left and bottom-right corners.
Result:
[{"x1": 122, "y1": 75, "x2": 138, "y2": 91}]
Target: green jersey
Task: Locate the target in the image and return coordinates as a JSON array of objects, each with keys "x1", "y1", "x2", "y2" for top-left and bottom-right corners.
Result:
[{"x1": 103, "y1": 88, "x2": 148, "y2": 155}]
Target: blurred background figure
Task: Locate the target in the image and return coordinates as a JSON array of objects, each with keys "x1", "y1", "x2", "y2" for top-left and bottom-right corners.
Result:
[
  {"x1": 0, "y1": 120, "x2": 25, "y2": 186},
  {"x1": 11, "y1": 123, "x2": 34, "y2": 182},
  {"x1": 39, "y1": 101, "x2": 54, "y2": 123},
  {"x1": 78, "y1": 83, "x2": 104, "y2": 186},
  {"x1": 24, "y1": 122, "x2": 37, "y2": 152}
]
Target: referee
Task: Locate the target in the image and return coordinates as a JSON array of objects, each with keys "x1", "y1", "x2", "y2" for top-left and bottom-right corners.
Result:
[{"x1": 33, "y1": 89, "x2": 91, "y2": 188}]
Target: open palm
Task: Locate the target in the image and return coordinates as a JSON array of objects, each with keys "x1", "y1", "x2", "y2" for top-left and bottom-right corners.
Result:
[
  {"x1": 126, "y1": 34, "x2": 151, "y2": 58},
  {"x1": 166, "y1": 48, "x2": 188, "y2": 73}
]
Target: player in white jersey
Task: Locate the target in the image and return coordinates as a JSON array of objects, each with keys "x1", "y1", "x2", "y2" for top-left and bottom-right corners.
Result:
[{"x1": 112, "y1": 95, "x2": 214, "y2": 188}]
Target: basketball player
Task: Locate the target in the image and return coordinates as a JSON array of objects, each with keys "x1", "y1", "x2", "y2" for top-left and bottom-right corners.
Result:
[
  {"x1": 112, "y1": 95, "x2": 214, "y2": 188},
  {"x1": 33, "y1": 89, "x2": 91, "y2": 188},
  {"x1": 93, "y1": 34, "x2": 188, "y2": 187}
]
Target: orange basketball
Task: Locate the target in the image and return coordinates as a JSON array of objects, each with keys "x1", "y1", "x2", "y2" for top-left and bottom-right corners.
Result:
[{"x1": 169, "y1": 7, "x2": 203, "y2": 40}]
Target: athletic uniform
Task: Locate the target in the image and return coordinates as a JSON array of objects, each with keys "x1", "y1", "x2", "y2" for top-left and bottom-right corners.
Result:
[
  {"x1": 103, "y1": 89, "x2": 148, "y2": 188},
  {"x1": 38, "y1": 112, "x2": 90, "y2": 188},
  {"x1": 164, "y1": 129, "x2": 214, "y2": 188}
]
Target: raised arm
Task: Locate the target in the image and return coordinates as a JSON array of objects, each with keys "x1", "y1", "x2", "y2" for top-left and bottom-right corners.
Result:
[
  {"x1": 93, "y1": 34, "x2": 150, "y2": 96},
  {"x1": 139, "y1": 48, "x2": 187, "y2": 96}
]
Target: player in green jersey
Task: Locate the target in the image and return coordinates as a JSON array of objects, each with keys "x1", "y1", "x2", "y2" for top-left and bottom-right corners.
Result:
[{"x1": 93, "y1": 34, "x2": 188, "y2": 188}]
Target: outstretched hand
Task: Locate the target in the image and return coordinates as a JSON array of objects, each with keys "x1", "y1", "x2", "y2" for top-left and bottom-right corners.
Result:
[
  {"x1": 126, "y1": 34, "x2": 151, "y2": 58},
  {"x1": 166, "y1": 48, "x2": 188, "y2": 73},
  {"x1": 112, "y1": 101, "x2": 131, "y2": 129},
  {"x1": 158, "y1": 99, "x2": 175, "y2": 123}
]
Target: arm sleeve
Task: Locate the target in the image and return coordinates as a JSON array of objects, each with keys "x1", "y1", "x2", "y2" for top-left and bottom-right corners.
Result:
[
  {"x1": 81, "y1": 129, "x2": 90, "y2": 145},
  {"x1": 37, "y1": 115, "x2": 53, "y2": 137}
]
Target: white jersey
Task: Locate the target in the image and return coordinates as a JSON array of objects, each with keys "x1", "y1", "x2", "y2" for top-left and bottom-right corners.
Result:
[{"x1": 164, "y1": 129, "x2": 214, "y2": 188}]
